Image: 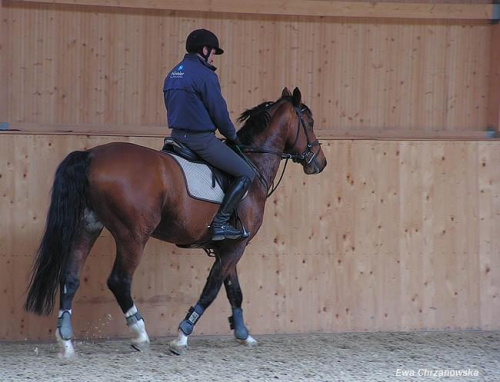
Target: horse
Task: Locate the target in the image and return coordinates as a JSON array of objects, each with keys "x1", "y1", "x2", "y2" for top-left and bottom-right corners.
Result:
[{"x1": 24, "y1": 87, "x2": 327, "y2": 358}]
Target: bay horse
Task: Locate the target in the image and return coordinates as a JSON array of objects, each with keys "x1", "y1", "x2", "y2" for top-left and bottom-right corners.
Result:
[{"x1": 24, "y1": 87, "x2": 327, "y2": 358}]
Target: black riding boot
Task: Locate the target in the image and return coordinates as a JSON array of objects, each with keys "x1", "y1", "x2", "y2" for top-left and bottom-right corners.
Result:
[{"x1": 211, "y1": 176, "x2": 252, "y2": 241}]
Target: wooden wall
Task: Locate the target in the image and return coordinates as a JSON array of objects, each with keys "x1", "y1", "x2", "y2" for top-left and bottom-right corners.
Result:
[
  {"x1": 1, "y1": 1, "x2": 499, "y2": 341},
  {"x1": 0, "y1": 0, "x2": 496, "y2": 137},
  {"x1": 1, "y1": 134, "x2": 499, "y2": 341}
]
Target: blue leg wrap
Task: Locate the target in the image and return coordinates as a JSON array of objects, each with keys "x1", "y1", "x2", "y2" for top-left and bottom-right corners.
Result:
[
  {"x1": 229, "y1": 307, "x2": 249, "y2": 340},
  {"x1": 179, "y1": 304, "x2": 204, "y2": 336},
  {"x1": 57, "y1": 310, "x2": 73, "y2": 341}
]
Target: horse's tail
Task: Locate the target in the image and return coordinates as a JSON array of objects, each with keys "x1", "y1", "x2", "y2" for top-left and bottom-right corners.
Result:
[{"x1": 25, "y1": 150, "x2": 92, "y2": 315}]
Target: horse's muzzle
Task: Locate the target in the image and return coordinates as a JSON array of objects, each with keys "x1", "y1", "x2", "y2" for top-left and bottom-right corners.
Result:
[{"x1": 304, "y1": 156, "x2": 327, "y2": 175}]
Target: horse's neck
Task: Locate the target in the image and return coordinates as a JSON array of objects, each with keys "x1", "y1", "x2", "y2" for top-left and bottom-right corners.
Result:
[{"x1": 247, "y1": 103, "x2": 291, "y2": 192}]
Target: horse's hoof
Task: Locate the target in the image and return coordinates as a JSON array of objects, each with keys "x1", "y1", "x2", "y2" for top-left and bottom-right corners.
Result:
[
  {"x1": 56, "y1": 331, "x2": 76, "y2": 359},
  {"x1": 131, "y1": 340, "x2": 150, "y2": 352},
  {"x1": 58, "y1": 352, "x2": 76, "y2": 360},
  {"x1": 58, "y1": 350, "x2": 76, "y2": 360},
  {"x1": 236, "y1": 334, "x2": 258, "y2": 347},
  {"x1": 168, "y1": 340, "x2": 187, "y2": 356},
  {"x1": 57, "y1": 343, "x2": 76, "y2": 360}
]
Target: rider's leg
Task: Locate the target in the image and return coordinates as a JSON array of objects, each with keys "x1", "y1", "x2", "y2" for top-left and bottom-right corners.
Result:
[
  {"x1": 171, "y1": 131, "x2": 255, "y2": 240},
  {"x1": 211, "y1": 176, "x2": 252, "y2": 240}
]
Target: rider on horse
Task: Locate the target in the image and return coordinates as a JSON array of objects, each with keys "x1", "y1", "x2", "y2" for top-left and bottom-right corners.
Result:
[{"x1": 163, "y1": 29, "x2": 255, "y2": 242}]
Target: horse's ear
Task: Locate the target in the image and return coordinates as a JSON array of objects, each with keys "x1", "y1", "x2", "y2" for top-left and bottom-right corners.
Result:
[
  {"x1": 281, "y1": 87, "x2": 292, "y2": 98},
  {"x1": 292, "y1": 87, "x2": 302, "y2": 106}
]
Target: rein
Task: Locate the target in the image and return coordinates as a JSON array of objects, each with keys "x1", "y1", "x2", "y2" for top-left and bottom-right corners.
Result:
[
  {"x1": 234, "y1": 145, "x2": 289, "y2": 198},
  {"x1": 235, "y1": 106, "x2": 319, "y2": 198}
]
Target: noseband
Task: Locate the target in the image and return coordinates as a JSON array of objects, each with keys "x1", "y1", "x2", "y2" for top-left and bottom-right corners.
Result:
[{"x1": 236, "y1": 104, "x2": 320, "y2": 198}]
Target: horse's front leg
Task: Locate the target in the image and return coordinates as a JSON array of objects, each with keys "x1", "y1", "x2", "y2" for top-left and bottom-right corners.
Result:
[
  {"x1": 224, "y1": 268, "x2": 257, "y2": 346},
  {"x1": 169, "y1": 245, "x2": 244, "y2": 355}
]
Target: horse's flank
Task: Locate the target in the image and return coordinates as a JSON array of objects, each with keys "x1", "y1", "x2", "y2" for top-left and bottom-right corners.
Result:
[{"x1": 88, "y1": 142, "x2": 219, "y2": 246}]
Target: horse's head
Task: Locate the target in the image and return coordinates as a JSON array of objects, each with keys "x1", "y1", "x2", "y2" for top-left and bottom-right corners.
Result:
[
  {"x1": 281, "y1": 87, "x2": 327, "y2": 175},
  {"x1": 237, "y1": 88, "x2": 327, "y2": 177}
]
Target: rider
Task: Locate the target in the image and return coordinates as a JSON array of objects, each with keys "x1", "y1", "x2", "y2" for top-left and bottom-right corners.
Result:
[{"x1": 163, "y1": 28, "x2": 255, "y2": 241}]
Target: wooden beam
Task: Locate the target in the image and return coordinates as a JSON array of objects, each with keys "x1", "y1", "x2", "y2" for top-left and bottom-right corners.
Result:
[
  {"x1": 3, "y1": 123, "x2": 496, "y2": 141},
  {"x1": 5, "y1": 122, "x2": 169, "y2": 137},
  {"x1": 8, "y1": 0, "x2": 494, "y2": 20},
  {"x1": 315, "y1": 127, "x2": 492, "y2": 141}
]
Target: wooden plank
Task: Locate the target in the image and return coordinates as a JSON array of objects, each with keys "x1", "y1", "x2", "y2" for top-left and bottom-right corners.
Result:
[
  {"x1": 399, "y1": 141, "x2": 427, "y2": 329},
  {"x1": 9, "y1": 0, "x2": 494, "y2": 20},
  {"x1": 0, "y1": 135, "x2": 16, "y2": 340},
  {"x1": 488, "y1": 25, "x2": 500, "y2": 131},
  {"x1": 457, "y1": 142, "x2": 481, "y2": 327},
  {"x1": 0, "y1": 2, "x2": 7, "y2": 125},
  {"x1": 477, "y1": 142, "x2": 500, "y2": 329}
]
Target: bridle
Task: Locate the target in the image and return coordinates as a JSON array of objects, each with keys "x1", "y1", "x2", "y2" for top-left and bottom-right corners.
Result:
[
  {"x1": 288, "y1": 106, "x2": 320, "y2": 165},
  {"x1": 236, "y1": 104, "x2": 320, "y2": 198}
]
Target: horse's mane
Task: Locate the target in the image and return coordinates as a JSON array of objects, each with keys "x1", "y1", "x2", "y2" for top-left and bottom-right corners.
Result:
[
  {"x1": 236, "y1": 96, "x2": 311, "y2": 145},
  {"x1": 236, "y1": 101, "x2": 275, "y2": 145}
]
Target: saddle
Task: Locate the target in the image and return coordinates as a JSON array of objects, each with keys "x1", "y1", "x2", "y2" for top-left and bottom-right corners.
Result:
[
  {"x1": 161, "y1": 137, "x2": 248, "y2": 254},
  {"x1": 161, "y1": 137, "x2": 232, "y2": 203},
  {"x1": 162, "y1": 137, "x2": 200, "y2": 162}
]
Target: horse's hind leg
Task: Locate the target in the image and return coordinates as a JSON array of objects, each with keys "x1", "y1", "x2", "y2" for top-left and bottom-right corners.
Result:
[
  {"x1": 107, "y1": 239, "x2": 150, "y2": 351},
  {"x1": 224, "y1": 268, "x2": 257, "y2": 346},
  {"x1": 57, "y1": 209, "x2": 103, "y2": 358}
]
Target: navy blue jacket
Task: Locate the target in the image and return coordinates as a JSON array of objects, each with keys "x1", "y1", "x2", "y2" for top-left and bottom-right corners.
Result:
[{"x1": 163, "y1": 54, "x2": 237, "y2": 141}]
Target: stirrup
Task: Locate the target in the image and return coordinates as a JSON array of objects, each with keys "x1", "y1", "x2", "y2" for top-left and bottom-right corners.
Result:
[{"x1": 211, "y1": 225, "x2": 249, "y2": 241}]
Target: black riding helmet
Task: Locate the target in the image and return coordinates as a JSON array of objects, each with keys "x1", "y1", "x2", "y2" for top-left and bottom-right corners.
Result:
[{"x1": 186, "y1": 29, "x2": 224, "y2": 56}]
